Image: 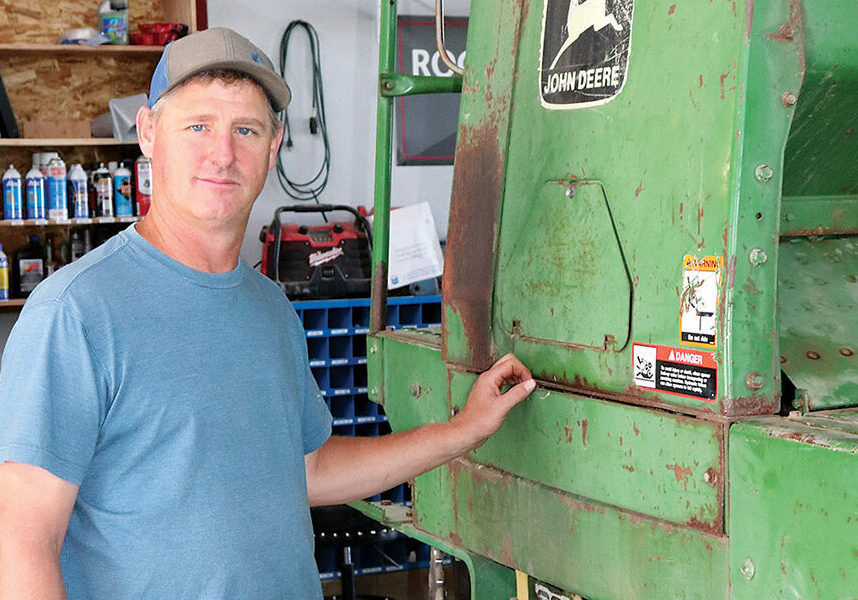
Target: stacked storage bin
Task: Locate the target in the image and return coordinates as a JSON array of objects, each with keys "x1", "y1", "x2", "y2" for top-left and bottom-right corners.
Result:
[{"x1": 292, "y1": 295, "x2": 444, "y2": 580}]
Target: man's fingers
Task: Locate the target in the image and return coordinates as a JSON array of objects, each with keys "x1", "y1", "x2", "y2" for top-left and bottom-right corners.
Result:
[
  {"x1": 499, "y1": 378, "x2": 537, "y2": 407},
  {"x1": 484, "y1": 354, "x2": 533, "y2": 388}
]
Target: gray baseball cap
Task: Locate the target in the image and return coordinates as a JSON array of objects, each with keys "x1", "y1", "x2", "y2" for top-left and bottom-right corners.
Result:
[{"x1": 147, "y1": 27, "x2": 291, "y2": 111}]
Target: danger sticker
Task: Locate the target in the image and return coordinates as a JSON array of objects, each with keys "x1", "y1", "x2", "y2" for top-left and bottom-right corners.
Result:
[
  {"x1": 539, "y1": 0, "x2": 635, "y2": 109},
  {"x1": 680, "y1": 255, "x2": 722, "y2": 349},
  {"x1": 633, "y1": 343, "x2": 717, "y2": 402}
]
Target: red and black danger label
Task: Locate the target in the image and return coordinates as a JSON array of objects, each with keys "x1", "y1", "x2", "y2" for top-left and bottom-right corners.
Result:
[
  {"x1": 633, "y1": 343, "x2": 717, "y2": 402},
  {"x1": 539, "y1": 0, "x2": 635, "y2": 109}
]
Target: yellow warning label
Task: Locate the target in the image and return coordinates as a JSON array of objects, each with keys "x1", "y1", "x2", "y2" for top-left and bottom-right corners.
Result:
[{"x1": 679, "y1": 255, "x2": 722, "y2": 349}]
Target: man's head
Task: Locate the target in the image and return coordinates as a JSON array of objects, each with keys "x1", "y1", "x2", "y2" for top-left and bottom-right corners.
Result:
[{"x1": 136, "y1": 28, "x2": 287, "y2": 235}]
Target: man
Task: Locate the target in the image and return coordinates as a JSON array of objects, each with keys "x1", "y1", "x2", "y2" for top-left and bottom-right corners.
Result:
[{"x1": 0, "y1": 28, "x2": 535, "y2": 599}]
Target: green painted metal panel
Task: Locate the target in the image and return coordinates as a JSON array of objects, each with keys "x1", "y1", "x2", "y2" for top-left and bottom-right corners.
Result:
[
  {"x1": 782, "y1": 0, "x2": 858, "y2": 198},
  {"x1": 729, "y1": 416, "x2": 858, "y2": 599},
  {"x1": 415, "y1": 458, "x2": 728, "y2": 600},
  {"x1": 781, "y1": 195, "x2": 858, "y2": 236},
  {"x1": 379, "y1": 331, "x2": 448, "y2": 432},
  {"x1": 779, "y1": 237, "x2": 858, "y2": 410},
  {"x1": 495, "y1": 179, "x2": 632, "y2": 351},
  {"x1": 448, "y1": 371, "x2": 725, "y2": 531}
]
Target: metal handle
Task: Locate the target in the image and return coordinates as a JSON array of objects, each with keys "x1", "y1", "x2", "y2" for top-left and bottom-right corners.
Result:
[{"x1": 435, "y1": 0, "x2": 464, "y2": 76}]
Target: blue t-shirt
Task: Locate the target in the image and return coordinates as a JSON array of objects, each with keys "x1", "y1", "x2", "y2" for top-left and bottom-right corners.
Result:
[{"x1": 0, "y1": 226, "x2": 332, "y2": 599}]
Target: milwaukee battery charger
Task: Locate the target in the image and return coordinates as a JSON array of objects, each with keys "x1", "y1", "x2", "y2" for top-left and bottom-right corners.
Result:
[{"x1": 260, "y1": 204, "x2": 373, "y2": 299}]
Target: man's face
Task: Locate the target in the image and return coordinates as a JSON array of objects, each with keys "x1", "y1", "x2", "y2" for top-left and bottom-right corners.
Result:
[{"x1": 138, "y1": 78, "x2": 282, "y2": 230}]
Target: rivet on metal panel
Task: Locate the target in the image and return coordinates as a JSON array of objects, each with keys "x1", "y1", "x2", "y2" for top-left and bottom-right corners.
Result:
[
  {"x1": 410, "y1": 383, "x2": 422, "y2": 398},
  {"x1": 371, "y1": 386, "x2": 379, "y2": 398},
  {"x1": 703, "y1": 467, "x2": 718, "y2": 486},
  {"x1": 754, "y1": 164, "x2": 774, "y2": 182},
  {"x1": 370, "y1": 343, "x2": 378, "y2": 354},
  {"x1": 745, "y1": 372, "x2": 764, "y2": 391},
  {"x1": 741, "y1": 558, "x2": 755, "y2": 580},
  {"x1": 781, "y1": 91, "x2": 797, "y2": 106},
  {"x1": 450, "y1": 406, "x2": 460, "y2": 418},
  {"x1": 839, "y1": 346, "x2": 854, "y2": 357},
  {"x1": 806, "y1": 350, "x2": 820, "y2": 360},
  {"x1": 565, "y1": 184, "x2": 576, "y2": 199},
  {"x1": 749, "y1": 248, "x2": 768, "y2": 265}
]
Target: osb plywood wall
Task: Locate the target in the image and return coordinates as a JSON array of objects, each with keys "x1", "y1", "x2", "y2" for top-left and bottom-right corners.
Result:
[
  {"x1": 0, "y1": 1, "x2": 172, "y2": 44},
  {"x1": 1, "y1": 55, "x2": 159, "y2": 124}
]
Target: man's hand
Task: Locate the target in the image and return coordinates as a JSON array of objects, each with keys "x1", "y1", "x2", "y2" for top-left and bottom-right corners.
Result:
[
  {"x1": 449, "y1": 353, "x2": 536, "y2": 450},
  {"x1": 305, "y1": 354, "x2": 536, "y2": 506}
]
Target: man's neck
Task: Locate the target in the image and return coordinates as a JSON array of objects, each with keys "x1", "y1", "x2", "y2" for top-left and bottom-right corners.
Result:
[{"x1": 136, "y1": 206, "x2": 246, "y2": 274}]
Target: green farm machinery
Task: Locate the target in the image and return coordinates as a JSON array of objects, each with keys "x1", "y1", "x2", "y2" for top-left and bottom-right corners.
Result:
[{"x1": 361, "y1": 1, "x2": 858, "y2": 598}]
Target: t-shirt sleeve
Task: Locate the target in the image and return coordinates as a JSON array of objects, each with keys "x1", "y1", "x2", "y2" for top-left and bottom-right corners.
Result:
[{"x1": 0, "y1": 300, "x2": 107, "y2": 485}]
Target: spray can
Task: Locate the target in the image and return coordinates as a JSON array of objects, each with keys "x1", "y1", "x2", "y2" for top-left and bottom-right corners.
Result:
[
  {"x1": 2, "y1": 165, "x2": 23, "y2": 221},
  {"x1": 114, "y1": 161, "x2": 133, "y2": 217},
  {"x1": 46, "y1": 156, "x2": 68, "y2": 220},
  {"x1": 25, "y1": 164, "x2": 46, "y2": 220},
  {"x1": 134, "y1": 156, "x2": 152, "y2": 216},
  {"x1": 0, "y1": 243, "x2": 8, "y2": 300},
  {"x1": 68, "y1": 164, "x2": 89, "y2": 218},
  {"x1": 94, "y1": 163, "x2": 113, "y2": 217}
]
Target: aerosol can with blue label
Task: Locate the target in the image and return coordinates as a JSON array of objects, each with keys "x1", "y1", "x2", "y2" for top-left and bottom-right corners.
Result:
[
  {"x1": 68, "y1": 164, "x2": 89, "y2": 218},
  {"x1": 46, "y1": 156, "x2": 68, "y2": 220},
  {"x1": 114, "y1": 161, "x2": 133, "y2": 217},
  {"x1": 25, "y1": 163, "x2": 46, "y2": 220},
  {"x1": 2, "y1": 165, "x2": 23, "y2": 221}
]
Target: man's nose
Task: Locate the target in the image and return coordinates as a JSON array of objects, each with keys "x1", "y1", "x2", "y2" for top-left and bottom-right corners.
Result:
[{"x1": 208, "y1": 128, "x2": 237, "y2": 166}]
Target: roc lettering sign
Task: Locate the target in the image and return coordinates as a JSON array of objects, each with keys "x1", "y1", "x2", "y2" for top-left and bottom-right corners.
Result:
[{"x1": 540, "y1": 0, "x2": 635, "y2": 109}]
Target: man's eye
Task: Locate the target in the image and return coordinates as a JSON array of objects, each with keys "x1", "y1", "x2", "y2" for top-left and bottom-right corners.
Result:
[
  {"x1": 189, "y1": 124, "x2": 205, "y2": 132},
  {"x1": 237, "y1": 127, "x2": 254, "y2": 136}
]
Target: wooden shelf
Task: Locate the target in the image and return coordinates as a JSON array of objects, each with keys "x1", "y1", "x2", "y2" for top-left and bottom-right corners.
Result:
[
  {"x1": 0, "y1": 138, "x2": 139, "y2": 147},
  {"x1": 0, "y1": 43, "x2": 165, "y2": 57},
  {"x1": 0, "y1": 217, "x2": 140, "y2": 227},
  {"x1": 0, "y1": 299, "x2": 27, "y2": 310}
]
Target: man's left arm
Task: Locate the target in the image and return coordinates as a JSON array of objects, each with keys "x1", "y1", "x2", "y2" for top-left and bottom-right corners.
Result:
[{"x1": 305, "y1": 353, "x2": 535, "y2": 507}]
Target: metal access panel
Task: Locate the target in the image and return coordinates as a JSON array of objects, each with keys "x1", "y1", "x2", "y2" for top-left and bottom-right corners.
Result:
[{"x1": 443, "y1": 0, "x2": 822, "y2": 417}]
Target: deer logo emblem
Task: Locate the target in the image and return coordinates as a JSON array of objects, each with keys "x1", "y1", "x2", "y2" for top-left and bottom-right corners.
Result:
[{"x1": 549, "y1": 0, "x2": 623, "y2": 70}]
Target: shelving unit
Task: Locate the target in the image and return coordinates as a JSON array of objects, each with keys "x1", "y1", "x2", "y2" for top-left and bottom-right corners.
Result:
[
  {"x1": 0, "y1": 1, "x2": 205, "y2": 292},
  {"x1": 292, "y1": 295, "x2": 446, "y2": 580}
]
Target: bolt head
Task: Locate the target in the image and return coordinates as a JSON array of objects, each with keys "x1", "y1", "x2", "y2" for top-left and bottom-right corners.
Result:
[
  {"x1": 741, "y1": 558, "x2": 756, "y2": 580},
  {"x1": 745, "y1": 372, "x2": 764, "y2": 391},
  {"x1": 754, "y1": 164, "x2": 774, "y2": 182},
  {"x1": 749, "y1": 248, "x2": 768, "y2": 266},
  {"x1": 782, "y1": 91, "x2": 797, "y2": 106}
]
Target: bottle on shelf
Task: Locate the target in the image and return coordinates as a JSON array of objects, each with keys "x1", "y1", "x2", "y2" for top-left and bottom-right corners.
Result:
[
  {"x1": 70, "y1": 229, "x2": 86, "y2": 262},
  {"x1": 94, "y1": 163, "x2": 113, "y2": 217},
  {"x1": 69, "y1": 163, "x2": 89, "y2": 219},
  {"x1": 0, "y1": 243, "x2": 9, "y2": 301},
  {"x1": 25, "y1": 163, "x2": 46, "y2": 220},
  {"x1": 46, "y1": 156, "x2": 68, "y2": 220},
  {"x1": 45, "y1": 234, "x2": 55, "y2": 276},
  {"x1": 14, "y1": 235, "x2": 45, "y2": 298},
  {"x1": 135, "y1": 156, "x2": 152, "y2": 216},
  {"x1": 2, "y1": 165, "x2": 24, "y2": 221},
  {"x1": 114, "y1": 161, "x2": 133, "y2": 217}
]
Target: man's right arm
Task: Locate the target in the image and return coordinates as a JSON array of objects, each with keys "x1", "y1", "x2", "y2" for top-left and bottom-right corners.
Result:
[{"x1": 0, "y1": 462, "x2": 78, "y2": 600}]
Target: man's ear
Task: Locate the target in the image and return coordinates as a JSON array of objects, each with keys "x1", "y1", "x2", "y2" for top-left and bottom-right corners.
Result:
[
  {"x1": 268, "y1": 122, "x2": 284, "y2": 171},
  {"x1": 137, "y1": 105, "x2": 155, "y2": 158}
]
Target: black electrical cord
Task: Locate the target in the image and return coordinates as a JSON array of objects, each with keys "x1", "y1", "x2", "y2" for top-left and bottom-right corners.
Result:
[{"x1": 276, "y1": 21, "x2": 330, "y2": 202}]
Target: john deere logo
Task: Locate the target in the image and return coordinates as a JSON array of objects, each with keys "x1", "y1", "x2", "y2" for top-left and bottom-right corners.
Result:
[{"x1": 540, "y1": 0, "x2": 634, "y2": 109}]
